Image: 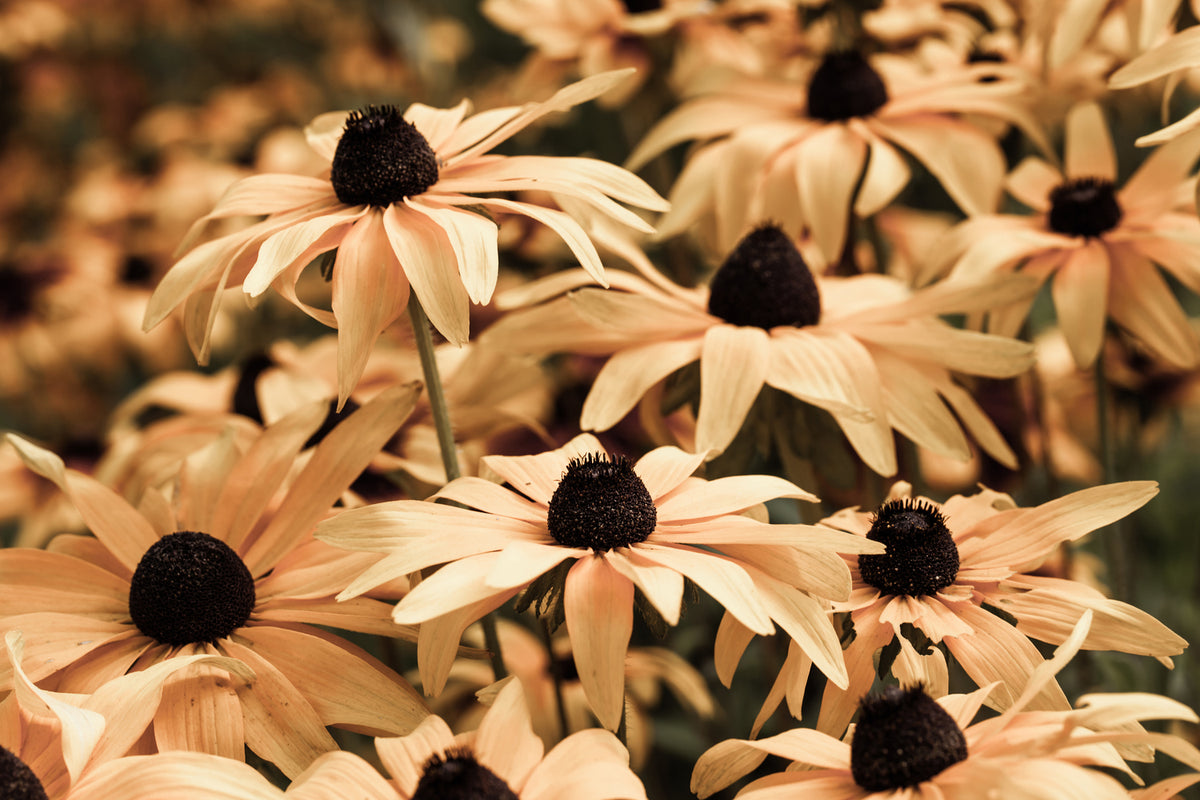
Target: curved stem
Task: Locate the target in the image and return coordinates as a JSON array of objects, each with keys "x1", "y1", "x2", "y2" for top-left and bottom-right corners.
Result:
[{"x1": 407, "y1": 296, "x2": 507, "y2": 679}]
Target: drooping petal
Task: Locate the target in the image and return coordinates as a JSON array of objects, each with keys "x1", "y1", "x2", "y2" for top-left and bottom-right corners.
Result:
[
  {"x1": 407, "y1": 198, "x2": 499, "y2": 304},
  {"x1": 383, "y1": 202, "x2": 471, "y2": 346},
  {"x1": 474, "y1": 679, "x2": 545, "y2": 789},
  {"x1": 635, "y1": 543, "x2": 774, "y2": 635},
  {"x1": 1107, "y1": 246, "x2": 1200, "y2": 368},
  {"x1": 605, "y1": 549, "x2": 685, "y2": 626},
  {"x1": 522, "y1": 728, "x2": 647, "y2": 800},
  {"x1": 695, "y1": 324, "x2": 770, "y2": 457},
  {"x1": 243, "y1": 206, "x2": 364, "y2": 297},
  {"x1": 871, "y1": 116, "x2": 1004, "y2": 215},
  {"x1": 796, "y1": 123, "x2": 869, "y2": 264},
  {"x1": 0, "y1": 550, "x2": 127, "y2": 616},
  {"x1": 564, "y1": 554, "x2": 634, "y2": 732},
  {"x1": 580, "y1": 338, "x2": 704, "y2": 433},
  {"x1": 1064, "y1": 102, "x2": 1117, "y2": 181},
  {"x1": 1050, "y1": 240, "x2": 1110, "y2": 368},
  {"x1": 152, "y1": 658, "x2": 247, "y2": 762},
  {"x1": 331, "y1": 211, "x2": 412, "y2": 406}
]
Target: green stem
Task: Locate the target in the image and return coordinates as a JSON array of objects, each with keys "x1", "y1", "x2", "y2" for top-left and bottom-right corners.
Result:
[
  {"x1": 540, "y1": 621, "x2": 571, "y2": 740},
  {"x1": 1095, "y1": 355, "x2": 1130, "y2": 601},
  {"x1": 407, "y1": 297, "x2": 507, "y2": 680},
  {"x1": 407, "y1": 297, "x2": 461, "y2": 483}
]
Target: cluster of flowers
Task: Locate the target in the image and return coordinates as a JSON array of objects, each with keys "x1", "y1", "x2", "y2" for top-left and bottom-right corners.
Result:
[{"x1": 4, "y1": 0, "x2": 1200, "y2": 798}]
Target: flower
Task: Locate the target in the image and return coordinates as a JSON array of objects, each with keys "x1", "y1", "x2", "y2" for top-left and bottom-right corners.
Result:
[
  {"x1": 481, "y1": 0, "x2": 707, "y2": 107},
  {"x1": 485, "y1": 224, "x2": 1037, "y2": 475},
  {"x1": 317, "y1": 432, "x2": 883, "y2": 730},
  {"x1": 691, "y1": 612, "x2": 1200, "y2": 800},
  {"x1": 70, "y1": 679, "x2": 650, "y2": 800},
  {"x1": 143, "y1": 70, "x2": 669, "y2": 403},
  {"x1": 925, "y1": 100, "x2": 1200, "y2": 369},
  {"x1": 626, "y1": 45, "x2": 1047, "y2": 260},
  {"x1": 0, "y1": 386, "x2": 430, "y2": 778},
  {"x1": 802, "y1": 480, "x2": 1186, "y2": 736}
]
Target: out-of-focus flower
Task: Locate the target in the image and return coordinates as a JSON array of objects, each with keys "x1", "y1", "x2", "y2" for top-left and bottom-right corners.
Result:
[
  {"x1": 627, "y1": 45, "x2": 1047, "y2": 261},
  {"x1": 0, "y1": 388, "x2": 429, "y2": 778},
  {"x1": 432, "y1": 619, "x2": 714, "y2": 770},
  {"x1": 107, "y1": 332, "x2": 554, "y2": 494},
  {"x1": 927, "y1": 101, "x2": 1200, "y2": 370},
  {"x1": 318, "y1": 432, "x2": 881, "y2": 731},
  {"x1": 144, "y1": 70, "x2": 668, "y2": 403},
  {"x1": 693, "y1": 613, "x2": 1200, "y2": 800},
  {"x1": 482, "y1": 0, "x2": 710, "y2": 107},
  {"x1": 793, "y1": 480, "x2": 1185, "y2": 736},
  {"x1": 486, "y1": 225, "x2": 1036, "y2": 476},
  {"x1": 80, "y1": 679, "x2": 649, "y2": 800}
]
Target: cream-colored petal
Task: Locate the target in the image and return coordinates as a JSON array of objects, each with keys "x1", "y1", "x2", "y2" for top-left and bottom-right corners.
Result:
[
  {"x1": 852, "y1": 322, "x2": 1034, "y2": 378},
  {"x1": 86, "y1": 652, "x2": 254, "y2": 767},
  {"x1": 253, "y1": 596, "x2": 417, "y2": 639},
  {"x1": 384, "y1": 202, "x2": 471, "y2": 345},
  {"x1": 0, "y1": 550, "x2": 127, "y2": 616},
  {"x1": 1051, "y1": 240, "x2": 1110, "y2": 368},
  {"x1": 433, "y1": 477, "x2": 548, "y2": 523},
  {"x1": 695, "y1": 324, "x2": 770, "y2": 458},
  {"x1": 817, "y1": 618, "x2": 894, "y2": 736},
  {"x1": 796, "y1": 123, "x2": 869, "y2": 264},
  {"x1": 243, "y1": 206, "x2": 363, "y2": 297},
  {"x1": 655, "y1": 474, "x2": 816, "y2": 523},
  {"x1": 605, "y1": 549, "x2": 684, "y2": 626},
  {"x1": 764, "y1": 328, "x2": 877, "y2": 421},
  {"x1": 218, "y1": 637, "x2": 339, "y2": 778},
  {"x1": 870, "y1": 117, "x2": 1003, "y2": 215},
  {"x1": 152, "y1": 659, "x2": 247, "y2": 762},
  {"x1": 237, "y1": 624, "x2": 428, "y2": 735},
  {"x1": 632, "y1": 446, "x2": 708, "y2": 501},
  {"x1": 485, "y1": 541, "x2": 586, "y2": 590},
  {"x1": 522, "y1": 728, "x2": 646, "y2": 800},
  {"x1": 407, "y1": 198, "x2": 499, "y2": 304},
  {"x1": 175, "y1": 429, "x2": 241, "y2": 536},
  {"x1": 856, "y1": 131, "x2": 910, "y2": 216},
  {"x1": 375, "y1": 714, "x2": 456, "y2": 796},
  {"x1": 1109, "y1": 24, "x2": 1200, "y2": 88},
  {"x1": 331, "y1": 211, "x2": 411, "y2": 405},
  {"x1": 581, "y1": 338, "x2": 704, "y2": 433},
  {"x1": 304, "y1": 110, "x2": 346, "y2": 161},
  {"x1": 0, "y1": 614, "x2": 135, "y2": 689},
  {"x1": 214, "y1": 401, "x2": 328, "y2": 554},
  {"x1": 68, "y1": 753, "x2": 285, "y2": 800},
  {"x1": 1064, "y1": 102, "x2": 1117, "y2": 181},
  {"x1": 6, "y1": 434, "x2": 159, "y2": 572},
  {"x1": 417, "y1": 593, "x2": 513, "y2": 696},
  {"x1": 569, "y1": 286, "x2": 713, "y2": 338},
  {"x1": 392, "y1": 552, "x2": 513, "y2": 624},
  {"x1": 751, "y1": 573, "x2": 848, "y2": 689},
  {"x1": 287, "y1": 751, "x2": 398, "y2": 800},
  {"x1": 481, "y1": 434, "x2": 603, "y2": 506},
  {"x1": 474, "y1": 679, "x2": 545, "y2": 789},
  {"x1": 244, "y1": 383, "x2": 420, "y2": 574},
  {"x1": 957, "y1": 481, "x2": 1158, "y2": 571},
  {"x1": 319, "y1": 501, "x2": 536, "y2": 556},
  {"x1": 1005, "y1": 157, "x2": 1060, "y2": 212},
  {"x1": 1108, "y1": 247, "x2": 1200, "y2": 368},
  {"x1": 405, "y1": 98, "x2": 471, "y2": 151},
  {"x1": 625, "y1": 94, "x2": 790, "y2": 171},
  {"x1": 691, "y1": 732, "x2": 849, "y2": 799},
  {"x1": 564, "y1": 555, "x2": 634, "y2": 732},
  {"x1": 942, "y1": 603, "x2": 1069, "y2": 712},
  {"x1": 634, "y1": 543, "x2": 773, "y2": 635},
  {"x1": 714, "y1": 611, "x2": 755, "y2": 688}
]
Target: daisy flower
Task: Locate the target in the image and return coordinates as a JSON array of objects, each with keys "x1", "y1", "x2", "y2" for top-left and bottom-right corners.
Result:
[
  {"x1": 692, "y1": 613, "x2": 1200, "y2": 800},
  {"x1": 142, "y1": 70, "x2": 669, "y2": 403},
  {"x1": 926, "y1": 100, "x2": 1200, "y2": 369},
  {"x1": 795, "y1": 480, "x2": 1186, "y2": 737},
  {"x1": 484, "y1": 224, "x2": 1037, "y2": 475},
  {"x1": 317, "y1": 432, "x2": 884, "y2": 731},
  {"x1": 0, "y1": 387, "x2": 429, "y2": 778},
  {"x1": 625, "y1": 44, "x2": 1048, "y2": 260},
  {"x1": 68, "y1": 679, "x2": 648, "y2": 800}
]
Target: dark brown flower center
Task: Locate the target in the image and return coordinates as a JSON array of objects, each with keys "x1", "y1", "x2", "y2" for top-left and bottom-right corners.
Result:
[
  {"x1": 851, "y1": 685, "x2": 968, "y2": 790},
  {"x1": 0, "y1": 747, "x2": 47, "y2": 800},
  {"x1": 411, "y1": 750, "x2": 519, "y2": 800},
  {"x1": 546, "y1": 453, "x2": 657, "y2": 551},
  {"x1": 858, "y1": 499, "x2": 959, "y2": 597},
  {"x1": 330, "y1": 105, "x2": 439, "y2": 207},
  {"x1": 707, "y1": 225, "x2": 821, "y2": 329},
  {"x1": 621, "y1": 0, "x2": 663, "y2": 11},
  {"x1": 0, "y1": 260, "x2": 59, "y2": 326},
  {"x1": 1047, "y1": 177, "x2": 1123, "y2": 238},
  {"x1": 128, "y1": 531, "x2": 256, "y2": 646},
  {"x1": 807, "y1": 51, "x2": 889, "y2": 122}
]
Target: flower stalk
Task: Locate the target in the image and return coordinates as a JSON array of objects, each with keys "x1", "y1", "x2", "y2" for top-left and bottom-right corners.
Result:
[{"x1": 407, "y1": 295, "x2": 508, "y2": 680}]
